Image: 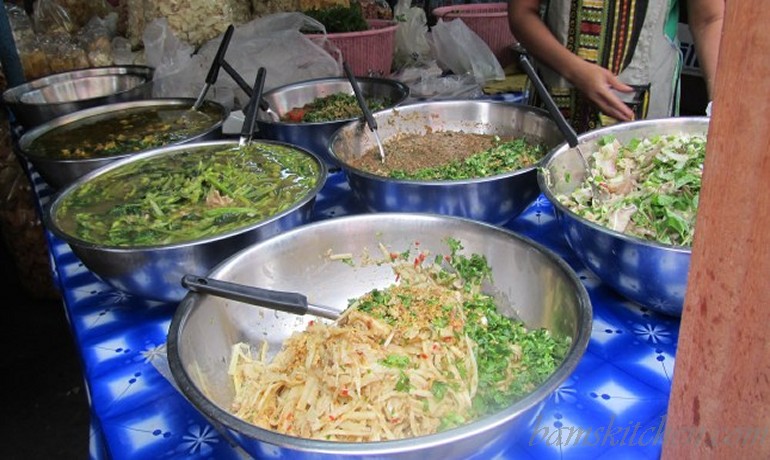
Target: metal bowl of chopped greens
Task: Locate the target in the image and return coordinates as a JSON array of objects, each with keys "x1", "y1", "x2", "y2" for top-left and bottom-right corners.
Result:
[
  {"x1": 43, "y1": 139, "x2": 327, "y2": 302},
  {"x1": 18, "y1": 98, "x2": 228, "y2": 190},
  {"x1": 167, "y1": 212, "x2": 592, "y2": 459},
  {"x1": 255, "y1": 76, "x2": 410, "y2": 167},
  {"x1": 328, "y1": 100, "x2": 564, "y2": 225},
  {"x1": 538, "y1": 117, "x2": 709, "y2": 316}
]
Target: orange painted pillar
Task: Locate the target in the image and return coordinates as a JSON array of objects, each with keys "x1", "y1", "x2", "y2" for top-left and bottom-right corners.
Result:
[{"x1": 662, "y1": 1, "x2": 770, "y2": 458}]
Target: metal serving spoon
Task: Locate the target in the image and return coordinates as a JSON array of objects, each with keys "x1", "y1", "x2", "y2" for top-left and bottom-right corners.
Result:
[
  {"x1": 182, "y1": 274, "x2": 340, "y2": 320},
  {"x1": 343, "y1": 61, "x2": 386, "y2": 163},
  {"x1": 514, "y1": 44, "x2": 596, "y2": 191}
]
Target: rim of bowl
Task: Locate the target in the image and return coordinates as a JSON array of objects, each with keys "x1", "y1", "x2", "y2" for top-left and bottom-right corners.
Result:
[
  {"x1": 257, "y1": 76, "x2": 411, "y2": 126},
  {"x1": 537, "y1": 117, "x2": 709, "y2": 253},
  {"x1": 2, "y1": 65, "x2": 155, "y2": 106},
  {"x1": 167, "y1": 212, "x2": 593, "y2": 455},
  {"x1": 43, "y1": 139, "x2": 328, "y2": 252},
  {"x1": 327, "y1": 100, "x2": 559, "y2": 185},
  {"x1": 18, "y1": 98, "x2": 228, "y2": 162}
]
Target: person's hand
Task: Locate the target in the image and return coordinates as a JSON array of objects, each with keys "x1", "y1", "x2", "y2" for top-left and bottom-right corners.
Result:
[{"x1": 570, "y1": 61, "x2": 635, "y2": 121}]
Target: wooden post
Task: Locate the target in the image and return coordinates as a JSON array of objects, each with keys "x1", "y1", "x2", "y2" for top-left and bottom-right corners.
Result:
[{"x1": 662, "y1": 1, "x2": 770, "y2": 458}]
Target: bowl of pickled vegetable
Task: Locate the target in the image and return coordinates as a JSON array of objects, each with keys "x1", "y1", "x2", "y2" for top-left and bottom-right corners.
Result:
[
  {"x1": 44, "y1": 139, "x2": 327, "y2": 302},
  {"x1": 256, "y1": 76, "x2": 410, "y2": 167},
  {"x1": 328, "y1": 100, "x2": 564, "y2": 224},
  {"x1": 18, "y1": 98, "x2": 228, "y2": 189},
  {"x1": 538, "y1": 117, "x2": 709, "y2": 316},
  {"x1": 167, "y1": 212, "x2": 592, "y2": 459}
]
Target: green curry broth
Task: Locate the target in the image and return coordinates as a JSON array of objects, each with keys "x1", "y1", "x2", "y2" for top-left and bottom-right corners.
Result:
[
  {"x1": 55, "y1": 143, "x2": 320, "y2": 247},
  {"x1": 27, "y1": 103, "x2": 222, "y2": 160}
]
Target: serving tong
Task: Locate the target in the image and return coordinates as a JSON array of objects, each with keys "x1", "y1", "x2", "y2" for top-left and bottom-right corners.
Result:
[
  {"x1": 181, "y1": 274, "x2": 340, "y2": 320},
  {"x1": 192, "y1": 24, "x2": 279, "y2": 121},
  {"x1": 514, "y1": 44, "x2": 596, "y2": 194},
  {"x1": 343, "y1": 62, "x2": 386, "y2": 163}
]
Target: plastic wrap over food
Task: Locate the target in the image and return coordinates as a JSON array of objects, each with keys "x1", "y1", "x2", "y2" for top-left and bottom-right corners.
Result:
[
  {"x1": 128, "y1": 0, "x2": 251, "y2": 49},
  {"x1": 6, "y1": 4, "x2": 51, "y2": 80}
]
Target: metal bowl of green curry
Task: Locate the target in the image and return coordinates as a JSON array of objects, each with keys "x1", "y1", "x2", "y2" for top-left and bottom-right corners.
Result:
[
  {"x1": 256, "y1": 77, "x2": 410, "y2": 167},
  {"x1": 43, "y1": 139, "x2": 327, "y2": 302},
  {"x1": 18, "y1": 98, "x2": 228, "y2": 190},
  {"x1": 328, "y1": 100, "x2": 564, "y2": 225}
]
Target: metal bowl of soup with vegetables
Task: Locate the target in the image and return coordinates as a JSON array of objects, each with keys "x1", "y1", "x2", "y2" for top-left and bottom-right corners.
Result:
[
  {"x1": 44, "y1": 139, "x2": 327, "y2": 302},
  {"x1": 167, "y1": 212, "x2": 592, "y2": 459},
  {"x1": 256, "y1": 76, "x2": 410, "y2": 167},
  {"x1": 328, "y1": 100, "x2": 564, "y2": 225},
  {"x1": 538, "y1": 117, "x2": 709, "y2": 316},
  {"x1": 18, "y1": 98, "x2": 228, "y2": 189}
]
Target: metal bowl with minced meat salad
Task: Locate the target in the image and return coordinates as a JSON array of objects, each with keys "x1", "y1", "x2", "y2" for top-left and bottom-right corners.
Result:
[
  {"x1": 349, "y1": 132, "x2": 546, "y2": 180},
  {"x1": 54, "y1": 142, "x2": 322, "y2": 247}
]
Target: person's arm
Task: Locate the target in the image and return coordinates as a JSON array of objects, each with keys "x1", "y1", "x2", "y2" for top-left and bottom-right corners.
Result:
[
  {"x1": 686, "y1": 0, "x2": 724, "y2": 97},
  {"x1": 508, "y1": 0, "x2": 635, "y2": 121}
]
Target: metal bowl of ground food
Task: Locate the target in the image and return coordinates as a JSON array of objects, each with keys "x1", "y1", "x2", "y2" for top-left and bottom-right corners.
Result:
[
  {"x1": 17, "y1": 98, "x2": 228, "y2": 189},
  {"x1": 167, "y1": 212, "x2": 592, "y2": 459},
  {"x1": 3, "y1": 65, "x2": 154, "y2": 129},
  {"x1": 256, "y1": 76, "x2": 410, "y2": 166},
  {"x1": 328, "y1": 100, "x2": 564, "y2": 225},
  {"x1": 43, "y1": 139, "x2": 327, "y2": 302},
  {"x1": 538, "y1": 117, "x2": 709, "y2": 316}
]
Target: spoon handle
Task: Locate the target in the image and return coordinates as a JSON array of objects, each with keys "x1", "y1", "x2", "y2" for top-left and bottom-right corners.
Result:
[
  {"x1": 343, "y1": 61, "x2": 378, "y2": 132},
  {"x1": 182, "y1": 274, "x2": 310, "y2": 316}
]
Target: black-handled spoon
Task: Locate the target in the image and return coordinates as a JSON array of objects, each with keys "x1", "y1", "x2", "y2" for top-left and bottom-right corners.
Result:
[
  {"x1": 343, "y1": 62, "x2": 386, "y2": 163},
  {"x1": 181, "y1": 274, "x2": 339, "y2": 320}
]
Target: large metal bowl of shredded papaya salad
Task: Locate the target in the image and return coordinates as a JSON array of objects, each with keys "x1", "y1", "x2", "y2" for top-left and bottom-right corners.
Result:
[
  {"x1": 167, "y1": 213, "x2": 592, "y2": 459},
  {"x1": 538, "y1": 117, "x2": 710, "y2": 316},
  {"x1": 255, "y1": 76, "x2": 410, "y2": 167},
  {"x1": 328, "y1": 100, "x2": 564, "y2": 225},
  {"x1": 43, "y1": 139, "x2": 327, "y2": 302},
  {"x1": 17, "y1": 98, "x2": 228, "y2": 189}
]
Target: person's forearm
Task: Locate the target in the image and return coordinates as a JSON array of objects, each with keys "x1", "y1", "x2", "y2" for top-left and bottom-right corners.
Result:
[
  {"x1": 687, "y1": 0, "x2": 724, "y2": 96},
  {"x1": 507, "y1": 0, "x2": 588, "y2": 84}
]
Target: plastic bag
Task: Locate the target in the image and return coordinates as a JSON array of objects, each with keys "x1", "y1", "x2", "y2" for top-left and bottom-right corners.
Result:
[
  {"x1": 394, "y1": 61, "x2": 483, "y2": 100},
  {"x1": 76, "y1": 14, "x2": 118, "y2": 67},
  {"x1": 392, "y1": 0, "x2": 432, "y2": 70},
  {"x1": 129, "y1": 0, "x2": 251, "y2": 49},
  {"x1": 32, "y1": 0, "x2": 76, "y2": 35},
  {"x1": 429, "y1": 18, "x2": 504, "y2": 84},
  {"x1": 145, "y1": 13, "x2": 342, "y2": 110}
]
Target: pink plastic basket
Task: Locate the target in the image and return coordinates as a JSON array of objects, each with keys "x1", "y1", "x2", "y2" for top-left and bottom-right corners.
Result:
[
  {"x1": 308, "y1": 20, "x2": 398, "y2": 77},
  {"x1": 432, "y1": 3, "x2": 516, "y2": 67}
]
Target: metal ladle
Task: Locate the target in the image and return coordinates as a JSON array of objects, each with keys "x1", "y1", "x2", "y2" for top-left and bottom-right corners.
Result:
[
  {"x1": 514, "y1": 45, "x2": 596, "y2": 189},
  {"x1": 343, "y1": 62, "x2": 386, "y2": 163},
  {"x1": 181, "y1": 274, "x2": 339, "y2": 320}
]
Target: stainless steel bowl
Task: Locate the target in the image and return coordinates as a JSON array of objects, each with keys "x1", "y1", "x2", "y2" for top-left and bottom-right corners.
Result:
[
  {"x1": 18, "y1": 98, "x2": 228, "y2": 190},
  {"x1": 538, "y1": 117, "x2": 709, "y2": 316},
  {"x1": 3, "y1": 65, "x2": 154, "y2": 128},
  {"x1": 167, "y1": 213, "x2": 592, "y2": 459},
  {"x1": 43, "y1": 139, "x2": 327, "y2": 302},
  {"x1": 256, "y1": 77, "x2": 410, "y2": 166},
  {"x1": 329, "y1": 100, "x2": 564, "y2": 225}
]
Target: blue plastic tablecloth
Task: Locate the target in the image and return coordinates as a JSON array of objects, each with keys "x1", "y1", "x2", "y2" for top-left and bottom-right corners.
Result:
[{"x1": 33, "y1": 163, "x2": 679, "y2": 460}]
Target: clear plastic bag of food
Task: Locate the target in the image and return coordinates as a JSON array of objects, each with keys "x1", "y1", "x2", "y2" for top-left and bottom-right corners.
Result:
[
  {"x1": 32, "y1": 0, "x2": 77, "y2": 35},
  {"x1": 392, "y1": 0, "x2": 432, "y2": 70},
  {"x1": 76, "y1": 14, "x2": 118, "y2": 67},
  {"x1": 129, "y1": 0, "x2": 252, "y2": 49},
  {"x1": 40, "y1": 35, "x2": 90, "y2": 72},
  {"x1": 5, "y1": 4, "x2": 52, "y2": 80}
]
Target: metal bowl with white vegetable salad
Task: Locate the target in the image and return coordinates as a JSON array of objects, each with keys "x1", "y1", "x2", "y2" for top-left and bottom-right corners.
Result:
[{"x1": 538, "y1": 117, "x2": 709, "y2": 316}]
